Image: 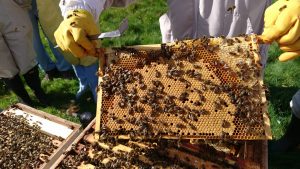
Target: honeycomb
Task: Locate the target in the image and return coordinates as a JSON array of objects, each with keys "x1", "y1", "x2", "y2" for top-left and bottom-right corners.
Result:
[
  {"x1": 96, "y1": 35, "x2": 271, "y2": 140},
  {"x1": 57, "y1": 123, "x2": 266, "y2": 169}
]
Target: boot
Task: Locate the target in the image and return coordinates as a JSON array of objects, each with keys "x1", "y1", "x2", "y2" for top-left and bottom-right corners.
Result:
[
  {"x1": 23, "y1": 66, "x2": 50, "y2": 106},
  {"x1": 270, "y1": 114, "x2": 300, "y2": 152},
  {"x1": 3, "y1": 74, "x2": 33, "y2": 106},
  {"x1": 79, "y1": 112, "x2": 95, "y2": 128},
  {"x1": 44, "y1": 67, "x2": 61, "y2": 81},
  {"x1": 60, "y1": 69, "x2": 76, "y2": 79}
]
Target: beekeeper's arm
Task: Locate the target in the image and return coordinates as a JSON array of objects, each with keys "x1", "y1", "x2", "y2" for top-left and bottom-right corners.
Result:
[
  {"x1": 54, "y1": 0, "x2": 133, "y2": 58},
  {"x1": 259, "y1": 0, "x2": 300, "y2": 62}
]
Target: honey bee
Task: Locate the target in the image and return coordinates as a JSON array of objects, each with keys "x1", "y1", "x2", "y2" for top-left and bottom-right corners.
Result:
[
  {"x1": 176, "y1": 123, "x2": 186, "y2": 129},
  {"x1": 214, "y1": 102, "x2": 222, "y2": 111},
  {"x1": 155, "y1": 70, "x2": 161, "y2": 78},
  {"x1": 175, "y1": 61, "x2": 184, "y2": 68},
  {"x1": 178, "y1": 114, "x2": 188, "y2": 123},
  {"x1": 234, "y1": 38, "x2": 241, "y2": 43},
  {"x1": 179, "y1": 92, "x2": 189, "y2": 102},
  {"x1": 118, "y1": 101, "x2": 126, "y2": 109},
  {"x1": 193, "y1": 64, "x2": 201, "y2": 69},
  {"x1": 207, "y1": 45, "x2": 219, "y2": 53},
  {"x1": 66, "y1": 14, "x2": 72, "y2": 19},
  {"x1": 229, "y1": 51, "x2": 237, "y2": 56},
  {"x1": 220, "y1": 131, "x2": 229, "y2": 140},
  {"x1": 226, "y1": 39, "x2": 235, "y2": 46},
  {"x1": 70, "y1": 22, "x2": 76, "y2": 27},
  {"x1": 128, "y1": 108, "x2": 134, "y2": 115},
  {"x1": 244, "y1": 36, "x2": 251, "y2": 42},
  {"x1": 227, "y1": 5, "x2": 236, "y2": 14},
  {"x1": 279, "y1": 5, "x2": 287, "y2": 11},
  {"x1": 116, "y1": 119, "x2": 125, "y2": 124},
  {"x1": 188, "y1": 123, "x2": 197, "y2": 130},
  {"x1": 222, "y1": 120, "x2": 231, "y2": 128},
  {"x1": 187, "y1": 113, "x2": 198, "y2": 122},
  {"x1": 193, "y1": 101, "x2": 202, "y2": 106}
]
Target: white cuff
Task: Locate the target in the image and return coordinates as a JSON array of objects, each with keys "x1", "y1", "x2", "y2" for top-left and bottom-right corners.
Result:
[
  {"x1": 61, "y1": 5, "x2": 86, "y2": 18},
  {"x1": 59, "y1": 0, "x2": 105, "y2": 22}
]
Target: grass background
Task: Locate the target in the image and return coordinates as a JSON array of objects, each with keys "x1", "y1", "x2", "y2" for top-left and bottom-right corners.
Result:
[{"x1": 0, "y1": 0, "x2": 300, "y2": 168}]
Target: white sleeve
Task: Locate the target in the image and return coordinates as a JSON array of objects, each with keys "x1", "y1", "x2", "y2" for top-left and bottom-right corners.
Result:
[
  {"x1": 59, "y1": 0, "x2": 106, "y2": 22},
  {"x1": 159, "y1": 13, "x2": 174, "y2": 43},
  {"x1": 59, "y1": 0, "x2": 134, "y2": 22}
]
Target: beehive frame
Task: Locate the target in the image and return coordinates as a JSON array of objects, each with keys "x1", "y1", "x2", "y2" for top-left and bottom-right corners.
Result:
[
  {"x1": 53, "y1": 120, "x2": 268, "y2": 169},
  {"x1": 0, "y1": 103, "x2": 81, "y2": 169},
  {"x1": 95, "y1": 35, "x2": 272, "y2": 140}
]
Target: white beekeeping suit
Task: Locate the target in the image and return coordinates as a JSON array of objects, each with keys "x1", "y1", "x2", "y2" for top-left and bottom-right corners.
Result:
[
  {"x1": 160, "y1": 0, "x2": 272, "y2": 66},
  {"x1": 59, "y1": 0, "x2": 134, "y2": 21},
  {"x1": 0, "y1": 0, "x2": 49, "y2": 106},
  {"x1": 13, "y1": 0, "x2": 32, "y2": 9},
  {"x1": 0, "y1": 0, "x2": 36, "y2": 78},
  {"x1": 57, "y1": 0, "x2": 271, "y2": 40},
  {"x1": 161, "y1": 0, "x2": 271, "y2": 41},
  {"x1": 56, "y1": 0, "x2": 270, "y2": 65}
]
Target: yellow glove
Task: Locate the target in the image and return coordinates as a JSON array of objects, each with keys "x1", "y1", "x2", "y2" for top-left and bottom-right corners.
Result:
[
  {"x1": 54, "y1": 9, "x2": 100, "y2": 58},
  {"x1": 259, "y1": 0, "x2": 300, "y2": 62}
]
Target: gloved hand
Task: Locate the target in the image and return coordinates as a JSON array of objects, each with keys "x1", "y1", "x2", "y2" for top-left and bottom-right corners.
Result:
[
  {"x1": 54, "y1": 9, "x2": 100, "y2": 58},
  {"x1": 259, "y1": 0, "x2": 300, "y2": 62}
]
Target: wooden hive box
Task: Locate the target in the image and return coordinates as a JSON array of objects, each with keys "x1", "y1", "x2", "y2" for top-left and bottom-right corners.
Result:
[
  {"x1": 51, "y1": 120, "x2": 268, "y2": 169},
  {"x1": 0, "y1": 103, "x2": 81, "y2": 169}
]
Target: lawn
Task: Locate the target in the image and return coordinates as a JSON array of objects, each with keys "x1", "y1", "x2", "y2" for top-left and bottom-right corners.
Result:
[{"x1": 0, "y1": 0, "x2": 300, "y2": 168}]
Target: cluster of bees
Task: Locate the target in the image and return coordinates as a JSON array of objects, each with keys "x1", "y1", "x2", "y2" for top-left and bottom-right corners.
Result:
[
  {"x1": 98, "y1": 35, "x2": 266, "y2": 140},
  {"x1": 59, "y1": 129, "x2": 193, "y2": 169},
  {"x1": 58, "y1": 126, "x2": 245, "y2": 169},
  {"x1": 0, "y1": 109, "x2": 59, "y2": 168}
]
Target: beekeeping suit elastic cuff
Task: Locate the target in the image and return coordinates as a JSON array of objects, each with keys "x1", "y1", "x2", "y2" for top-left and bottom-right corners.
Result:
[{"x1": 290, "y1": 90, "x2": 300, "y2": 119}]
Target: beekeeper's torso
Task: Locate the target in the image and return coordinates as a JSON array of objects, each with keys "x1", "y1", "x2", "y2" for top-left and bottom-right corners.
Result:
[{"x1": 160, "y1": 0, "x2": 272, "y2": 43}]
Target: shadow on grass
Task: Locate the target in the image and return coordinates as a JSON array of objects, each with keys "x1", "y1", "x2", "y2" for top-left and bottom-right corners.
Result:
[
  {"x1": 0, "y1": 80, "x2": 9, "y2": 95},
  {"x1": 267, "y1": 85, "x2": 300, "y2": 168},
  {"x1": 46, "y1": 87, "x2": 96, "y2": 114},
  {"x1": 47, "y1": 91, "x2": 75, "y2": 109},
  {"x1": 267, "y1": 85, "x2": 298, "y2": 138},
  {"x1": 75, "y1": 91, "x2": 97, "y2": 114},
  {"x1": 30, "y1": 79, "x2": 96, "y2": 123},
  {"x1": 267, "y1": 85, "x2": 299, "y2": 117}
]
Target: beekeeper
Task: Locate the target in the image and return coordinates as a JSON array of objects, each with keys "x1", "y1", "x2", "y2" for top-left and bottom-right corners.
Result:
[
  {"x1": 34, "y1": 0, "x2": 97, "y2": 102},
  {"x1": 0, "y1": 0, "x2": 48, "y2": 106},
  {"x1": 259, "y1": 0, "x2": 300, "y2": 152}
]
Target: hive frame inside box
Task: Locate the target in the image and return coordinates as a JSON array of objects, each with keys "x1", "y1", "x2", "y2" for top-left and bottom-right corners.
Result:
[
  {"x1": 50, "y1": 119, "x2": 96, "y2": 168},
  {"x1": 95, "y1": 35, "x2": 272, "y2": 140},
  {"x1": 1, "y1": 103, "x2": 81, "y2": 169},
  {"x1": 52, "y1": 120, "x2": 268, "y2": 169}
]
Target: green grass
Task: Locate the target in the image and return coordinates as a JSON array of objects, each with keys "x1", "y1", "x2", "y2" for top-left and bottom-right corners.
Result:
[
  {"x1": 265, "y1": 43, "x2": 299, "y2": 139},
  {"x1": 0, "y1": 0, "x2": 300, "y2": 168},
  {"x1": 99, "y1": 0, "x2": 167, "y2": 47},
  {"x1": 265, "y1": 43, "x2": 300, "y2": 169}
]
